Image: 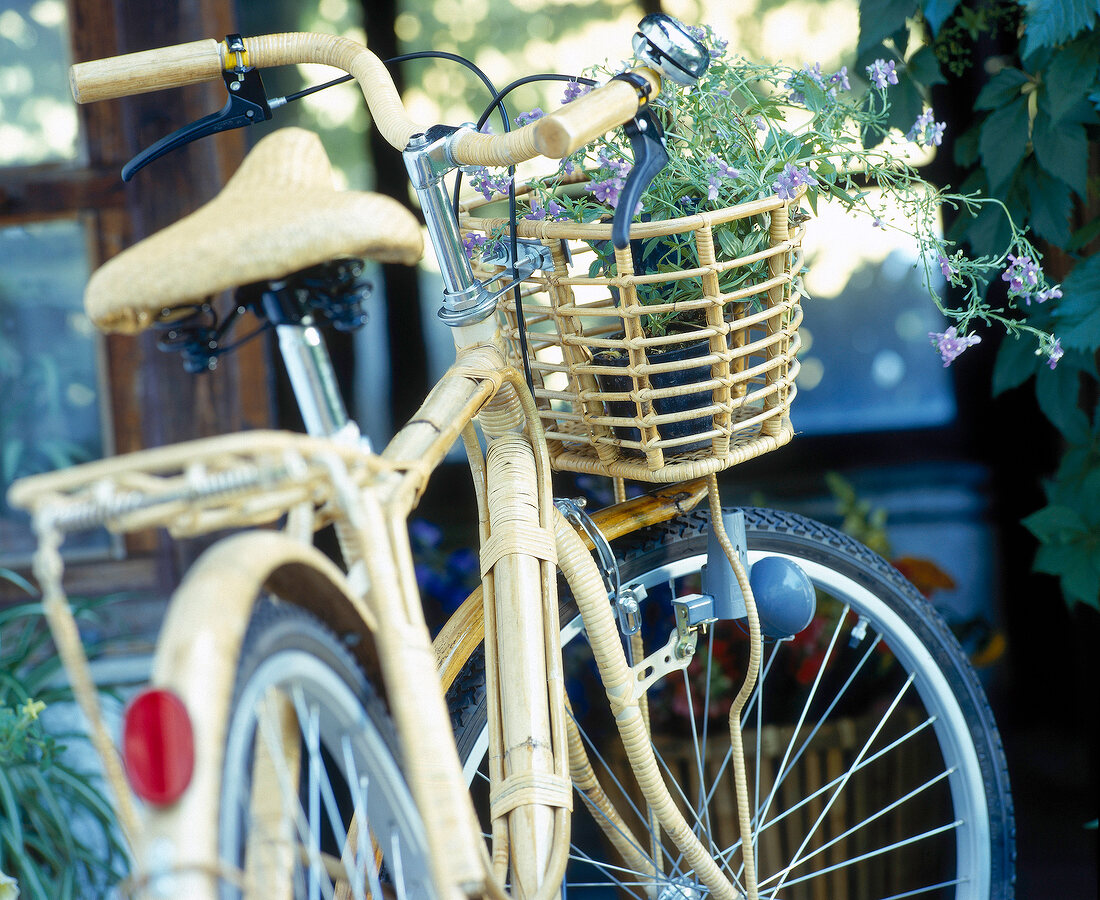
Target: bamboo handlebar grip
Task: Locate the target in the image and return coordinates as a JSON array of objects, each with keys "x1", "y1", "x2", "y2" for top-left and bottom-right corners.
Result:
[
  {"x1": 532, "y1": 68, "x2": 662, "y2": 158},
  {"x1": 70, "y1": 39, "x2": 224, "y2": 104}
]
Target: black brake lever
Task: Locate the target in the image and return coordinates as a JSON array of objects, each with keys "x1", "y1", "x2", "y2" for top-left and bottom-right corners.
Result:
[
  {"x1": 121, "y1": 48, "x2": 272, "y2": 181},
  {"x1": 612, "y1": 107, "x2": 668, "y2": 250}
]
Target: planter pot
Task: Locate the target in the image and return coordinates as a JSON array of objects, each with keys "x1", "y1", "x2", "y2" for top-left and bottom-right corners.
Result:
[{"x1": 592, "y1": 332, "x2": 715, "y2": 453}]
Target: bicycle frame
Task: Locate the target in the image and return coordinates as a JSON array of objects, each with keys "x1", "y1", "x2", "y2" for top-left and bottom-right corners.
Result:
[
  {"x1": 10, "y1": 305, "x2": 709, "y2": 899},
  {"x1": 7, "y1": 26, "x2": 738, "y2": 900}
]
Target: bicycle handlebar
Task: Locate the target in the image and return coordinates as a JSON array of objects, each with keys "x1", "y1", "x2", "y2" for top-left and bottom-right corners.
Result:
[
  {"x1": 69, "y1": 38, "x2": 224, "y2": 103},
  {"x1": 69, "y1": 32, "x2": 662, "y2": 166}
]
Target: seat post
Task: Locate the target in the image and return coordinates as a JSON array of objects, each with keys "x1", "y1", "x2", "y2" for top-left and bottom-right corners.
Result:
[
  {"x1": 275, "y1": 320, "x2": 354, "y2": 440},
  {"x1": 258, "y1": 278, "x2": 361, "y2": 444}
]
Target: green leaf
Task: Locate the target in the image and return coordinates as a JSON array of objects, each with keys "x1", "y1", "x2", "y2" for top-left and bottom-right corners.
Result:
[
  {"x1": 992, "y1": 334, "x2": 1043, "y2": 395},
  {"x1": 1025, "y1": 162, "x2": 1074, "y2": 246},
  {"x1": 979, "y1": 96, "x2": 1030, "y2": 192},
  {"x1": 1054, "y1": 254, "x2": 1100, "y2": 351},
  {"x1": 1021, "y1": 0, "x2": 1100, "y2": 57},
  {"x1": 905, "y1": 45, "x2": 947, "y2": 86},
  {"x1": 922, "y1": 0, "x2": 962, "y2": 33},
  {"x1": 1036, "y1": 362, "x2": 1091, "y2": 442},
  {"x1": 2, "y1": 437, "x2": 24, "y2": 483},
  {"x1": 1068, "y1": 216, "x2": 1100, "y2": 252},
  {"x1": 953, "y1": 122, "x2": 982, "y2": 167},
  {"x1": 1043, "y1": 35, "x2": 1100, "y2": 122},
  {"x1": 1032, "y1": 115, "x2": 1089, "y2": 198},
  {"x1": 26, "y1": 768, "x2": 75, "y2": 855},
  {"x1": 0, "y1": 769, "x2": 23, "y2": 849},
  {"x1": 1023, "y1": 503, "x2": 1089, "y2": 541},
  {"x1": 858, "y1": 0, "x2": 919, "y2": 56},
  {"x1": 1033, "y1": 540, "x2": 1100, "y2": 609},
  {"x1": 974, "y1": 67, "x2": 1029, "y2": 110}
]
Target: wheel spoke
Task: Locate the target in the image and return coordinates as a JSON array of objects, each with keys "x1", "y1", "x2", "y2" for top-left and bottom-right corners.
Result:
[
  {"x1": 568, "y1": 706, "x2": 684, "y2": 872},
  {"x1": 338, "y1": 735, "x2": 371, "y2": 900},
  {"x1": 222, "y1": 608, "x2": 429, "y2": 900},
  {"x1": 768, "y1": 674, "x2": 918, "y2": 894},
  {"x1": 878, "y1": 877, "x2": 968, "y2": 898},
  {"x1": 740, "y1": 713, "x2": 940, "y2": 852},
  {"x1": 452, "y1": 508, "x2": 1010, "y2": 900},
  {"x1": 762, "y1": 820, "x2": 963, "y2": 890},
  {"x1": 566, "y1": 842, "x2": 663, "y2": 898},
  {"x1": 767, "y1": 767, "x2": 957, "y2": 876},
  {"x1": 747, "y1": 604, "x2": 850, "y2": 858}
]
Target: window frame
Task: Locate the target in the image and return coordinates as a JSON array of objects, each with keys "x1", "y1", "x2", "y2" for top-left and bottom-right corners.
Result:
[{"x1": 0, "y1": 0, "x2": 272, "y2": 599}]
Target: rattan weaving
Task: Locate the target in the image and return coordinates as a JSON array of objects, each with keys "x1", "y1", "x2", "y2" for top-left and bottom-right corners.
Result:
[{"x1": 460, "y1": 187, "x2": 806, "y2": 483}]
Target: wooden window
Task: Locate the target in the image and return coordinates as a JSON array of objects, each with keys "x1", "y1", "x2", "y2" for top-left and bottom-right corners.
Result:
[{"x1": 1, "y1": 0, "x2": 272, "y2": 596}]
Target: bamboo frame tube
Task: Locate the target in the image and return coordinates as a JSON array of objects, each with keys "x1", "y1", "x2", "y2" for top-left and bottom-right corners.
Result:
[
  {"x1": 485, "y1": 434, "x2": 558, "y2": 897},
  {"x1": 347, "y1": 486, "x2": 485, "y2": 898}
]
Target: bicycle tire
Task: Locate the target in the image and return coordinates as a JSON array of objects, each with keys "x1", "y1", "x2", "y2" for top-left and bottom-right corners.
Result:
[
  {"x1": 449, "y1": 506, "x2": 1015, "y2": 899},
  {"x1": 218, "y1": 599, "x2": 437, "y2": 900}
]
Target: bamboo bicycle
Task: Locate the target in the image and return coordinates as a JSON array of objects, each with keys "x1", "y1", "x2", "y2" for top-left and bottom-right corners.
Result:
[{"x1": 8, "y1": 15, "x2": 1014, "y2": 900}]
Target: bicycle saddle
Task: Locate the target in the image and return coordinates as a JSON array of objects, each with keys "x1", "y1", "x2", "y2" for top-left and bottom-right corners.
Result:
[{"x1": 84, "y1": 127, "x2": 423, "y2": 334}]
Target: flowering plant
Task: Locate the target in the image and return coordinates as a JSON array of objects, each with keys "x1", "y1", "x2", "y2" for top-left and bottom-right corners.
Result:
[{"x1": 466, "y1": 22, "x2": 1064, "y2": 366}]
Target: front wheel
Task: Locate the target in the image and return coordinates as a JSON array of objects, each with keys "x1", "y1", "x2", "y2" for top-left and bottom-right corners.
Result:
[
  {"x1": 450, "y1": 507, "x2": 1015, "y2": 899},
  {"x1": 218, "y1": 600, "x2": 436, "y2": 900}
]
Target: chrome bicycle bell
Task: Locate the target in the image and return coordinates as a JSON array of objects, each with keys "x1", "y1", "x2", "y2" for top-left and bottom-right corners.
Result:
[{"x1": 632, "y1": 14, "x2": 709, "y2": 86}]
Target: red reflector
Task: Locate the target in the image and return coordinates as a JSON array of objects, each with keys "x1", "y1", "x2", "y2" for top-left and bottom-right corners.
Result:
[{"x1": 122, "y1": 688, "x2": 195, "y2": 805}]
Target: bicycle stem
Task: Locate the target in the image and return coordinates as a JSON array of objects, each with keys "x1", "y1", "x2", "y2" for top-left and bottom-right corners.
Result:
[{"x1": 404, "y1": 125, "x2": 501, "y2": 327}]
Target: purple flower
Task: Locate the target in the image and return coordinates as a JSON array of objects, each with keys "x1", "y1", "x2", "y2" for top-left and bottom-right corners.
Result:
[
  {"x1": 586, "y1": 175, "x2": 626, "y2": 207},
  {"x1": 772, "y1": 162, "x2": 818, "y2": 200},
  {"x1": 929, "y1": 326, "x2": 981, "y2": 366},
  {"x1": 516, "y1": 107, "x2": 546, "y2": 126},
  {"x1": 562, "y1": 80, "x2": 592, "y2": 104},
  {"x1": 938, "y1": 254, "x2": 956, "y2": 279},
  {"x1": 1047, "y1": 338, "x2": 1064, "y2": 369},
  {"x1": 467, "y1": 166, "x2": 513, "y2": 201},
  {"x1": 872, "y1": 217, "x2": 885, "y2": 229},
  {"x1": 1001, "y1": 253, "x2": 1042, "y2": 296},
  {"x1": 462, "y1": 232, "x2": 487, "y2": 259},
  {"x1": 596, "y1": 150, "x2": 632, "y2": 179},
  {"x1": 804, "y1": 62, "x2": 826, "y2": 89},
  {"x1": 1030, "y1": 284, "x2": 1063, "y2": 305},
  {"x1": 754, "y1": 115, "x2": 767, "y2": 131},
  {"x1": 524, "y1": 198, "x2": 566, "y2": 220},
  {"x1": 710, "y1": 154, "x2": 740, "y2": 180},
  {"x1": 908, "y1": 109, "x2": 946, "y2": 148},
  {"x1": 409, "y1": 518, "x2": 443, "y2": 550},
  {"x1": 705, "y1": 153, "x2": 740, "y2": 202},
  {"x1": 829, "y1": 66, "x2": 850, "y2": 91},
  {"x1": 786, "y1": 63, "x2": 827, "y2": 104},
  {"x1": 866, "y1": 59, "x2": 898, "y2": 90}
]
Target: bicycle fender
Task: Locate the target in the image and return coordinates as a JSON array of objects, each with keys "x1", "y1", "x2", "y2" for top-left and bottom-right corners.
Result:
[{"x1": 136, "y1": 530, "x2": 378, "y2": 898}]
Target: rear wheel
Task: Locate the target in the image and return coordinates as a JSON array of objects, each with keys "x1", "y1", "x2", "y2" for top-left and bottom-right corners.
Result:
[
  {"x1": 450, "y1": 507, "x2": 1015, "y2": 899},
  {"x1": 218, "y1": 600, "x2": 436, "y2": 900}
]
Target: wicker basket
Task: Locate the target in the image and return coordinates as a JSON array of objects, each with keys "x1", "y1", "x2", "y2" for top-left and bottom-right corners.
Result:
[{"x1": 460, "y1": 187, "x2": 806, "y2": 483}]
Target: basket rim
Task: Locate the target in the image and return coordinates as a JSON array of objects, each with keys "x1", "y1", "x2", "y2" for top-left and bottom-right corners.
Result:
[{"x1": 459, "y1": 180, "x2": 805, "y2": 242}]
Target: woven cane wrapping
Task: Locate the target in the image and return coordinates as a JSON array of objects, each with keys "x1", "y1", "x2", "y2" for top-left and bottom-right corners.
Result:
[{"x1": 461, "y1": 191, "x2": 806, "y2": 483}]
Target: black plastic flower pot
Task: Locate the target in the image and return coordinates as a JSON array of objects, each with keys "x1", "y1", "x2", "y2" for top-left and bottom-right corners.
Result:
[{"x1": 592, "y1": 332, "x2": 715, "y2": 453}]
